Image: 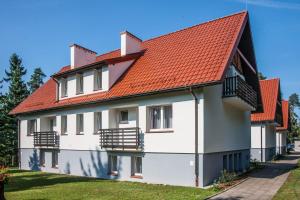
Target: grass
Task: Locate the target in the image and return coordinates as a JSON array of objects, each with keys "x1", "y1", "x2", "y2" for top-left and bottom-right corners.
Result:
[
  {"x1": 4, "y1": 169, "x2": 219, "y2": 200},
  {"x1": 273, "y1": 160, "x2": 300, "y2": 200}
]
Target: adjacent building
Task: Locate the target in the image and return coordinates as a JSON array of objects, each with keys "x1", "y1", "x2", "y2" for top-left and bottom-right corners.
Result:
[
  {"x1": 276, "y1": 100, "x2": 290, "y2": 155},
  {"x1": 11, "y1": 12, "x2": 262, "y2": 187},
  {"x1": 251, "y1": 78, "x2": 283, "y2": 162}
]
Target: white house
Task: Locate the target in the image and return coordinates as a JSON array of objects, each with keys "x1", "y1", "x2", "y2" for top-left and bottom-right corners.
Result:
[
  {"x1": 276, "y1": 100, "x2": 290, "y2": 155},
  {"x1": 251, "y1": 78, "x2": 283, "y2": 162},
  {"x1": 11, "y1": 11, "x2": 262, "y2": 187}
]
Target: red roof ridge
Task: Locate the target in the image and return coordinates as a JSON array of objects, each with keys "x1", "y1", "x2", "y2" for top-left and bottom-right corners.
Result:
[
  {"x1": 260, "y1": 77, "x2": 280, "y2": 82},
  {"x1": 96, "y1": 49, "x2": 120, "y2": 59},
  {"x1": 144, "y1": 11, "x2": 248, "y2": 43}
]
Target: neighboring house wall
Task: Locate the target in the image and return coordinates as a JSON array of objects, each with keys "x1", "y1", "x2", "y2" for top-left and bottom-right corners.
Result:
[
  {"x1": 276, "y1": 131, "x2": 287, "y2": 155},
  {"x1": 251, "y1": 124, "x2": 276, "y2": 162}
]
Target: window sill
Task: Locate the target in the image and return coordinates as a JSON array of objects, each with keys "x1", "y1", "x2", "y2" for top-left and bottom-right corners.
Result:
[
  {"x1": 27, "y1": 134, "x2": 34, "y2": 136},
  {"x1": 61, "y1": 133, "x2": 68, "y2": 136},
  {"x1": 93, "y1": 88, "x2": 103, "y2": 91},
  {"x1": 76, "y1": 133, "x2": 84, "y2": 135},
  {"x1": 76, "y1": 92, "x2": 84, "y2": 95},
  {"x1": 147, "y1": 129, "x2": 174, "y2": 133},
  {"x1": 131, "y1": 175, "x2": 143, "y2": 179},
  {"x1": 119, "y1": 121, "x2": 129, "y2": 124}
]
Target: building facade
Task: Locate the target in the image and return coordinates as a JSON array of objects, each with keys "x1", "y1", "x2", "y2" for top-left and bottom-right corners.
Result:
[{"x1": 11, "y1": 12, "x2": 262, "y2": 187}]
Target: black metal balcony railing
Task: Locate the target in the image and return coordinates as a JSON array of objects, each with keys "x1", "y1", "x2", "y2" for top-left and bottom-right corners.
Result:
[
  {"x1": 99, "y1": 127, "x2": 141, "y2": 150},
  {"x1": 33, "y1": 131, "x2": 59, "y2": 148},
  {"x1": 223, "y1": 76, "x2": 257, "y2": 109}
]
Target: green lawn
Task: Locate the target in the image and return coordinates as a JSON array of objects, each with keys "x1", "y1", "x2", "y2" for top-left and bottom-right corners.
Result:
[
  {"x1": 4, "y1": 170, "x2": 218, "y2": 200},
  {"x1": 273, "y1": 161, "x2": 300, "y2": 200}
]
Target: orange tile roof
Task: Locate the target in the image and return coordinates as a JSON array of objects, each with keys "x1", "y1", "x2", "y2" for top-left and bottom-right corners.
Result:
[
  {"x1": 276, "y1": 100, "x2": 289, "y2": 131},
  {"x1": 11, "y1": 11, "x2": 249, "y2": 115},
  {"x1": 251, "y1": 78, "x2": 280, "y2": 122}
]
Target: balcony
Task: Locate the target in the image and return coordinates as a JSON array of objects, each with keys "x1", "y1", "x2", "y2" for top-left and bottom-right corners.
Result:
[
  {"x1": 99, "y1": 127, "x2": 142, "y2": 151},
  {"x1": 33, "y1": 131, "x2": 59, "y2": 148},
  {"x1": 223, "y1": 76, "x2": 257, "y2": 110}
]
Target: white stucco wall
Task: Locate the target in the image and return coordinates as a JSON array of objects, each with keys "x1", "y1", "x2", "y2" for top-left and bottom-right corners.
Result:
[
  {"x1": 251, "y1": 124, "x2": 276, "y2": 149},
  {"x1": 203, "y1": 84, "x2": 251, "y2": 153}
]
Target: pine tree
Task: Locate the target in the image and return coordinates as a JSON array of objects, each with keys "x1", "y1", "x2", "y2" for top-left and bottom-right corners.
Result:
[
  {"x1": 288, "y1": 93, "x2": 300, "y2": 139},
  {"x1": 0, "y1": 53, "x2": 29, "y2": 166},
  {"x1": 27, "y1": 67, "x2": 46, "y2": 93}
]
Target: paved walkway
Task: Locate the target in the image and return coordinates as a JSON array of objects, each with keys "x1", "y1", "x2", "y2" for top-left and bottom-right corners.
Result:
[{"x1": 210, "y1": 152, "x2": 300, "y2": 200}]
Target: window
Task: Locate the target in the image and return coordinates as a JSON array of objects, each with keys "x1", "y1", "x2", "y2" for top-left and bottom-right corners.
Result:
[
  {"x1": 94, "y1": 112, "x2": 102, "y2": 133},
  {"x1": 76, "y1": 114, "x2": 84, "y2": 134},
  {"x1": 131, "y1": 156, "x2": 142, "y2": 177},
  {"x1": 61, "y1": 78, "x2": 68, "y2": 97},
  {"x1": 238, "y1": 153, "x2": 242, "y2": 171},
  {"x1": 108, "y1": 155, "x2": 118, "y2": 175},
  {"x1": 27, "y1": 119, "x2": 37, "y2": 136},
  {"x1": 76, "y1": 73, "x2": 84, "y2": 94},
  {"x1": 228, "y1": 154, "x2": 233, "y2": 172},
  {"x1": 234, "y1": 153, "x2": 238, "y2": 172},
  {"x1": 119, "y1": 110, "x2": 128, "y2": 123},
  {"x1": 223, "y1": 155, "x2": 228, "y2": 171},
  {"x1": 40, "y1": 150, "x2": 45, "y2": 167},
  {"x1": 149, "y1": 105, "x2": 173, "y2": 130},
  {"x1": 61, "y1": 115, "x2": 67, "y2": 134},
  {"x1": 94, "y1": 68, "x2": 102, "y2": 91},
  {"x1": 52, "y1": 151, "x2": 58, "y2": 168}
]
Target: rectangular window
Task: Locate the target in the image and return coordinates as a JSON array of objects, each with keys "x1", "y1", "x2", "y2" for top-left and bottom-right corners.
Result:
[
  {"x1": 234, "y1": 153, "x2": 238, "y2": 172},
  {"x1": 27, "y1": 119, "x2": 37, "y2": 136},
  {"x1": 61, "y1": 78, "x2": 68, "y2": 97},
  {"x1": 131, "y1": 156, "x2": 142, "y2": 177},
  {"x1": 40, "y1": 150, "x2": 45, "y2": 167},
  {"x1": 52, "y1": 151, "x2": 58, "y2": 168},
  {"x1": 119, "y1": 110, "x2": 128, "y2": 123},
  {"x1": 238, "y1": 153, "x2": 242, "y2": 171},
  {"x1": 61, "y1": 115, "x2": 67, "y2": 134},
  {"x1": 76, "y1": 114, "x2": 84, "y2": 134},
  {"x1": 223, "y1": 155, "x2": 227, "y2": 171},
  {"x1": 228, "y1": 154, "x2": 233, "y2": 172},
  {"x1": 149, "y1": 105, "x2": 173, "y2": 130},
  {"x1": 94, "y1": 112, "x2": 102, "y2": 133},
  {"x1": 94, "y1": 68, "x2": 102, "y2": 91},
  {"x1": 108, "y1": 155, "x2": 118, "y2": 175},
  {"x1": 76, "y1": 73, "x2": 84, "y2": 94}
]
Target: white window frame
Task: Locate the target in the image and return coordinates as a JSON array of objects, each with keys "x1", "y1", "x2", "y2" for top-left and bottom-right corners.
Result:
[
  {"x1": 61, "y1": 115, "x2": 67, "y2": 135},
  {"x1": 94, "y1": 112, "x2": 102, "y2": 134},
  {"x1": 27, "y1": 119, "x2": 37, "y2": 136},
  {"x1": 61, "y1": 77, "x2": 68, "y2": 97},
  {"x1": 108, "y1": 155, "x2": 118, "y2": 175},
  {"x1": 76, "y1": 73, "x2": 84, "y2": 94},
  {"x1": 131, "y1": 156, "x2": 142, "y2": 177},
  {"x1": 93, "y1": 68, "x2": 102, "y2": 91},
  {"x1": 148, "y1": 105, "x2": 173, "y2": 132},
  {"x1": 76, "y1": 114, "x2": 84, "y2": 135}
]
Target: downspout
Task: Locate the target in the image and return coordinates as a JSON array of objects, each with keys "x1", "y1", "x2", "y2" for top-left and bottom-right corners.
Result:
[
  {"x1": 260, "y1": 125, "x2": 263, "y2": 162},
  {"x1": 190, "y1": 87, "x2": 199, "y2": 187},
  {"x1": 17, "y1": 118, "x2": 21, "y2": 169}
]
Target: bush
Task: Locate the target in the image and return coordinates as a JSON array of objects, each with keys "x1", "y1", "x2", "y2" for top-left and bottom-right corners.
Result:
[
  {"x1": 0, "y1": 166, "x2": 9, "y2": 184},
  {"x1": 217, "y1": 170, "x2": 237, "y2": 184},
  {"x1": 250, "y1": 159, "x2": 263, "y2": 170}
]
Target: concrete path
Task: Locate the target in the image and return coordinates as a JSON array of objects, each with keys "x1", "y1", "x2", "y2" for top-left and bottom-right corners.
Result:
[{"x1": 210, "y1": 152, "x2": 300, "y2": 200}]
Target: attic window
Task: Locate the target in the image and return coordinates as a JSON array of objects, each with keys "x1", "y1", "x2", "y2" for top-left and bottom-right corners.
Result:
[
  {"x1": 61, "y1": 77, "x2": 68, "y2": 97},
  {"x1": 76, "y1": 73, "x2": 84, "y2": 94},
  {"x1": 93, "y1": 68, "x2": 102, "y2": 91}
]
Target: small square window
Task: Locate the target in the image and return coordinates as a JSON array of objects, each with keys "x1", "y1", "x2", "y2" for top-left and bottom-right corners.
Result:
[
  {"x1": 131, "y1": 156, "x2": 142, "y2": 177},
  {"x1": 119, "y1": 110, "x2": 128, "y2": 123}
]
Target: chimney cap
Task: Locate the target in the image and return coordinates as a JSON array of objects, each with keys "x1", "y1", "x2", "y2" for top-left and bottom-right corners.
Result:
[
  {"x1": 70, "y1": 43, "x2": 97, "y2": 54},
  {"x1": 120, "y1": 31, "x2": 142, "y2": 42}
]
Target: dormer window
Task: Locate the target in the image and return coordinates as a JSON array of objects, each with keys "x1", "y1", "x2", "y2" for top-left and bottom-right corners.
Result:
[
  {"x1": 94, "y1": 68, "x2": 102, "y2": 91},
  {"x1": 76, "y1": 73, "x2": 84, "y2": 94},
  {"x1": 61, "y1": 77, "x2": 68, "y2": 97}
]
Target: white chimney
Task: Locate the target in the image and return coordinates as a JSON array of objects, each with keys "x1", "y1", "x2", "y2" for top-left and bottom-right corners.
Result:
[
  {"x1": 70, "y1": 44, "x2": 97, "y2": 69},
  {"x1": 120, "y1": 31, "x2": 142, "y2": 56}
]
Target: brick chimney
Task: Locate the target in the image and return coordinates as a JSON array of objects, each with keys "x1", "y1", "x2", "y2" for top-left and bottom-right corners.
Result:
[
  {"x1": 120, "y1": 31, "x2": 142, "y2": 56},
  {"x1": 70, "y1": 44, "x2": 97, "y2": 69}
]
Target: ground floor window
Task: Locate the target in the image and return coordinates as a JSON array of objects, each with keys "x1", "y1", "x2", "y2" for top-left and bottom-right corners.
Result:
[
  {"x1": 228, "y1": 154, "x2": 233, "y2": 172},
  {"x1": 52, "y1": 151, "x2": 58, "y2": 168},
  {"x1": 40, "y1": 150, "x2": 45, "y2": 167},
  {"x1": 108, "y1": 155, "x2": 118, "y2": 175},
  {"x1": 238, "y1": 152, "x2": 242, "y2": 171},
  {"x1": 223, "y1": 155, "x2": 227, "y2": 171},
  {"x1": 131, "y1": 156, "x2": 142, "y2": 177}
]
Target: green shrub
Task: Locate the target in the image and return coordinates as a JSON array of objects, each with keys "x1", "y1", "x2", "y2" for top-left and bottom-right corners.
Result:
[{"x1": 217, "y1": 170, "x2": 237, "y2": 184}]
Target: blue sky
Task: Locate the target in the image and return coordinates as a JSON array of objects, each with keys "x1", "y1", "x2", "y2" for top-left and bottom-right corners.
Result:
[{"x1": 0, "y1": 0, "x2": 300, "y2": 101}]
